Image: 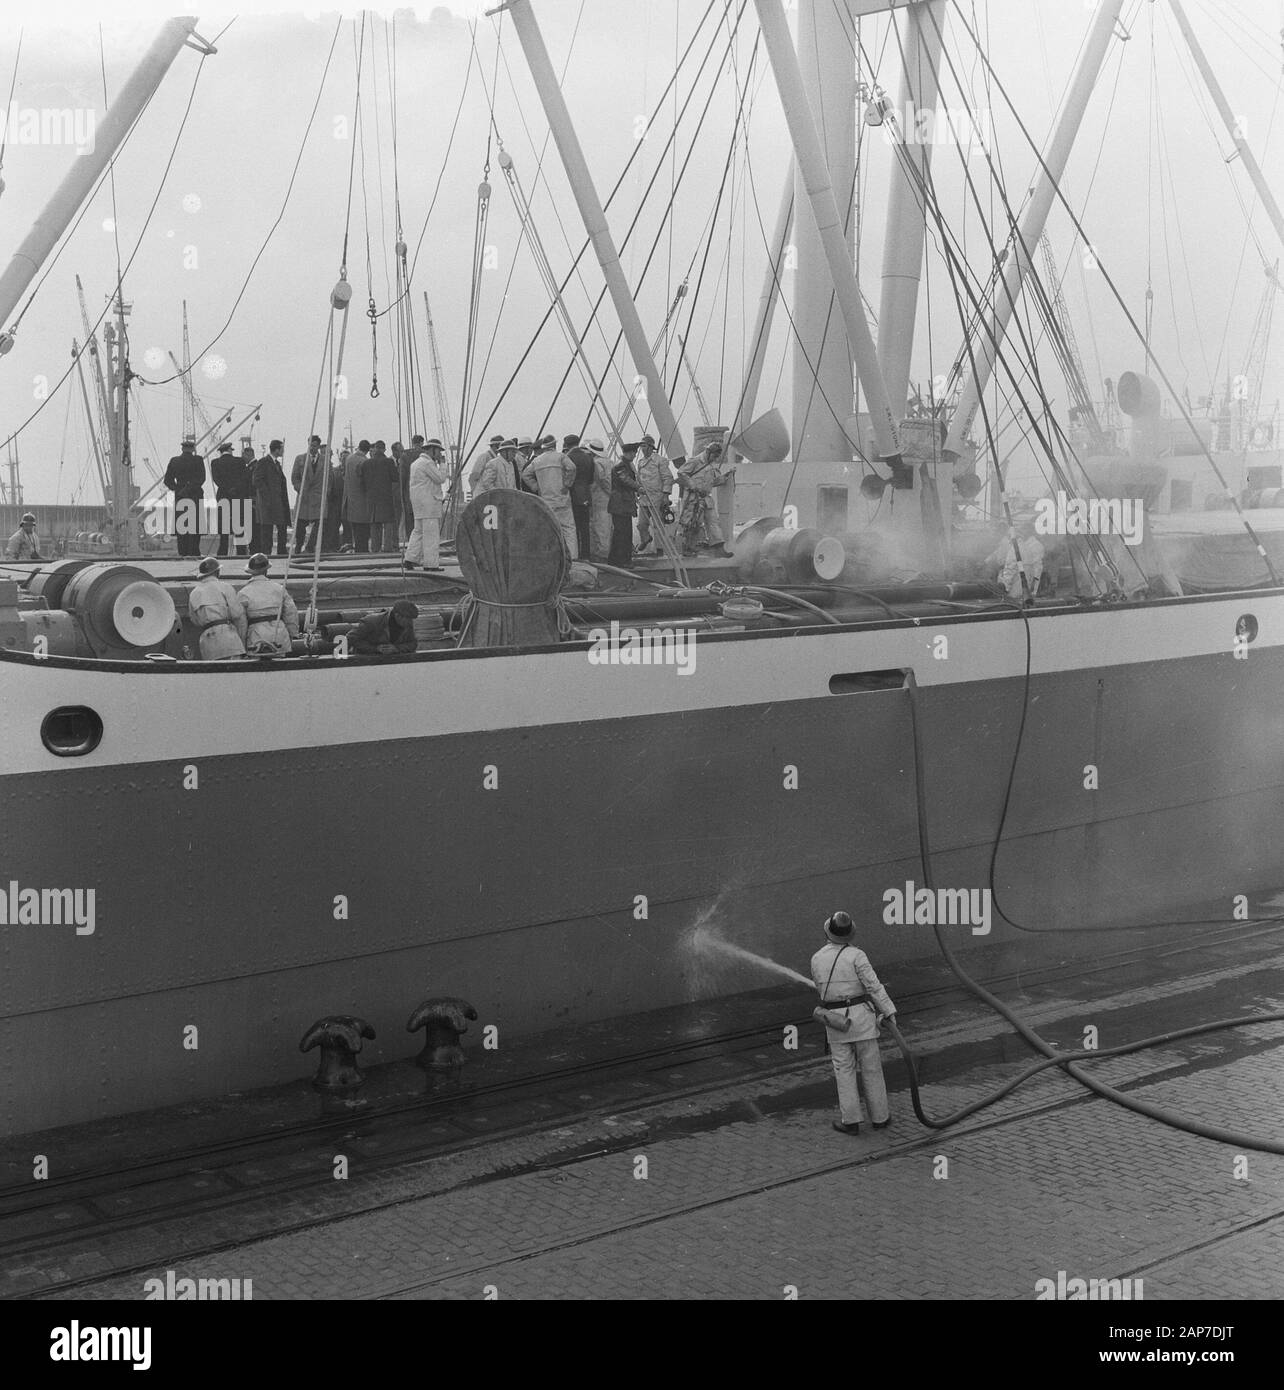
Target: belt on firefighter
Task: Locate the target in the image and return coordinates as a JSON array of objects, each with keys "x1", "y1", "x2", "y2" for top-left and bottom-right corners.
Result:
[
  {"x1": 199, "y1": 618, "x2": 238, "y2": 631},
  {"x1": 244, "y1": 612, "x2": 279, "y2": 624},
  {"x1": 820, "y1": 994, "x2": 870, "y2": 1009}
]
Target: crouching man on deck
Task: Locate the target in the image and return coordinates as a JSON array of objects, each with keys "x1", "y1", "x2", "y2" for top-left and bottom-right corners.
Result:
[
  {"x1": 810, "y1": 910, "x2": 897, "y2": 1136},
  {"x1": 350, "y1": 600, "x2": 419, "y2": 655}
]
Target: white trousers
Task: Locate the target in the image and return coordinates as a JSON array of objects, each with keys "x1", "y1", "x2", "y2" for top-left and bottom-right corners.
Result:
[
  {"x1": 829, "y1": 1036, "x2": 889, "y2": 1125},
  {"x1": 405, "y1": 517, "x2": 440, "y2": 567},
  {"x1": 547, "y1": 502, "x2": 577, "y2": 556}
]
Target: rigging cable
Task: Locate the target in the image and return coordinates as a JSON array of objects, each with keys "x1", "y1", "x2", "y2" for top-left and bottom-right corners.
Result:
[
  {"x1": 548, "y1": 1, "x2": 753, "y2": 446},
  {"x1": 456, "y1": 0, "x2": 724, "y2": 466},
  {"x1": 943, "y1": 0, "x2": 1280, "y2": 586},
  {"x1": 0, "y1": 26, "x2": 22, "y2": 186},
  {"x1": 154, "y1": 15, "x2": 344, "y2": 386},
  {"x1": 0, "y1": 39, "x2": 214, "y2": 452}
]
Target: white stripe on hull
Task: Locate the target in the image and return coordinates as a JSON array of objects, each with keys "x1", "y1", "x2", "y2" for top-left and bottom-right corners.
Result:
[{"x1": 0, "y1": 591, "x2": 1275, "y2": 774}]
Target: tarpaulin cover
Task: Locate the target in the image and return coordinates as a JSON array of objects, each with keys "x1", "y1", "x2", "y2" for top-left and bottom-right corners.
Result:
[{"x1": 456, "y1": 489, "x2": 568, "y2": 646}]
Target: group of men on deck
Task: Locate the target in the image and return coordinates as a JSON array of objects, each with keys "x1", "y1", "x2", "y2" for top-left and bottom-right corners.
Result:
[
  {"x1": 158, "y1": 425, "x2": 734, "y2": 573},
  {"x1": 462, "y1": 431, "x2": 735, "y2": 567}
]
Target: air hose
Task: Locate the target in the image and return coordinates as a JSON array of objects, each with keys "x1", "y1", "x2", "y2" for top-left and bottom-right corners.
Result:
[{"x1": 891, "y1": 665, "x2": 1284, "y2": 1153}]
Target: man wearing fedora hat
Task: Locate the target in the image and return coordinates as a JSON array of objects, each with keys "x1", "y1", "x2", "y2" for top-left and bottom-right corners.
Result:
[
  {"x1": 467, "y1": 433, "x2": 507, "y2": 498},
  {"x1": 476, "y1": 437, "x2": 523, "y2": 492},
  {"x1": 405, "y1": 438, "x2": 449, "y2": 571},
  {"x1": 810, "y1": 910, "x2": 897, "y2": 1135},
  {"x1": 521, "y1": 433, "x2": 578, "y2": 555}
]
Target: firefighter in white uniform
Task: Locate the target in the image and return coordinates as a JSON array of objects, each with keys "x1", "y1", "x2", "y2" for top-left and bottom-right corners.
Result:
[
  {"x1": 188, "y1": 557, "x2": 248, "y2": 660},
  {"x1": 809, "y1": 910, "x2": 897, "y2": 1135}
]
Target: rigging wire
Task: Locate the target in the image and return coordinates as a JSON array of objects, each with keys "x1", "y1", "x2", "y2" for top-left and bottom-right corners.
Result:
[
  {"x1": 154, "y1": 16, "x2": 345, "y2": 386},
  {"x1": 852, "y1": 13, "x2": 1129, "y2": 587},
  {"x1": 547, "y1": 1, "x2": 749, "y2": 447},
  {"x1": 0, "y1": 26, "x2": 23, "y2": 180},
  {"x1": 0, "y1": 45, "x2": 211, "y2": 453},
  {"x1": 456, "y1": 0, "x2": 724, "y2": 465},
  {"x1": 944, "y1": 0, "x2": 1281, "y2": 586}
]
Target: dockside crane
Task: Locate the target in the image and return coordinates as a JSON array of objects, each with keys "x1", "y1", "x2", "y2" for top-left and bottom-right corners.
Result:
[
  {"x1": 75, "y1": 275, "x2": 114, "y2": 466},
  {"x1": 169, "y1": 303, "x2": 231, "y2": 448}
]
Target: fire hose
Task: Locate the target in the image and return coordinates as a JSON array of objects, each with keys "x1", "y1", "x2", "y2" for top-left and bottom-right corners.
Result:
[{"x1": 881, "y1": 664, "x2": 1284, "y2": 1153}]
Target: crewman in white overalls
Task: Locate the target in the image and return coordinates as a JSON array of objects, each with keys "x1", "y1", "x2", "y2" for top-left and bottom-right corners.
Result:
[
  {"x1": 237, "y1": 552, "x2": 299, "y2": 655},
  {"x1": 809, "y1": 910, "x2": 897, "y2": 1135},
  {"x1": 188, "y1": 556, "x2": 248, "y2": 660}
]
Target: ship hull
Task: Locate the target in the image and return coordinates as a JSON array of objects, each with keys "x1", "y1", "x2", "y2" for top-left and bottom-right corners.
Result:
[{"x1": 3, "y1": 590, "x2": 1283, "y2": 1135}]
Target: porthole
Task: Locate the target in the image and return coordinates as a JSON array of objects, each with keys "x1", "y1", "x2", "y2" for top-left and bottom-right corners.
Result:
[{"x1": 41, "y1": 706, "x2": 103, "y2": 757}]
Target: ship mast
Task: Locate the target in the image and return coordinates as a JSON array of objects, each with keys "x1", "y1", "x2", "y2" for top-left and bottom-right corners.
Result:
[
  {"x1": 0, "y1": 16, "x2": 215, "y2": 552},
  {"x1": 755, "y1": 0, "x2": 903, "y2": 472},
  {"x1": 422, "y1": 292, "x2": 455, "y2": 458},
  {"x1": 0, "y1": 18, "x2": 213, "y2": 341},
  {"x1": 877, "y1": 0, "x2": 946, "y2": 421},
  {"x1": 733, "y1": 163, "x2": 794, "y2": 439},
  {"x1": 497, "y1": 0, "x2": 688, "y2": 463},
  {"x1": 1167, "y1": 0, "x2": 1284, "y2": 255},
  {"x1": 942, "y1": 0, "x2": 1125, "y2": 460}
]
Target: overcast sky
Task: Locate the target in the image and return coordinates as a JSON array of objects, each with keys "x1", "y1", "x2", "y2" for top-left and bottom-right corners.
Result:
[{"x1": 1, "y1": 0, "x2": 1283, "y2": 502}]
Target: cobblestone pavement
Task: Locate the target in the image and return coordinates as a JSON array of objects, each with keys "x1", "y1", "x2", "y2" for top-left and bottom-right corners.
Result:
[{"x1": 41, "y1": 1019, "x2": 1284, "y2": 1300}]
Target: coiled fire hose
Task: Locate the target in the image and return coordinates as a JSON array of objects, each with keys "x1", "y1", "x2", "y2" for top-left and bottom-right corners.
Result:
[{"x1": 887, "y1": 669, "x2": 1284, "y2": 1153}]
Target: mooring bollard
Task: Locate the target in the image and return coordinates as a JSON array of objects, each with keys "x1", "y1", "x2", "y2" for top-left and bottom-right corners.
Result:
[
  {"x1": 298, "y1": 1015, "x2": 377, "y2": 1090},
  {"x1": 406, "y1": 997, "x2": 479, "y2": 1069}
]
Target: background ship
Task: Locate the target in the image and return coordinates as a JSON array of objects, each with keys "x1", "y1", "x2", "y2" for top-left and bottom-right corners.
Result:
[{"x1": 4, "y1": 0, "x2": 1284, "y2": 1138}]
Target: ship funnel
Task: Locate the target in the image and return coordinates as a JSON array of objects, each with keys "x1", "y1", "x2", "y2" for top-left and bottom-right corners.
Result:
[
  {"x1": 730, "y1": 408, "x2": 790, "y2": 464},
  {"x1": 1117, "y1": 371, "x2": 1162, "y2": 419}
]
